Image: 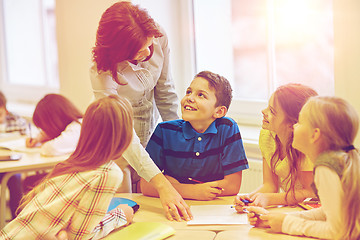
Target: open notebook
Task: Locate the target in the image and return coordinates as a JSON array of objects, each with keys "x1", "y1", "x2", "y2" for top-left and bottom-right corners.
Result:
[
  {"x1": 0, "y1": 138, "x2": 40, "y2": 153},
  {"x1": 103, "y1": 222, "x2": 175, "y2": 240}
]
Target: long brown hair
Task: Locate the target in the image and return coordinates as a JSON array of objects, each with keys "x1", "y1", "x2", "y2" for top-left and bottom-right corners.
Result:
[
  {"x1": 18, "y1": 95, "x2": 133, "y2": 212},
  {"x1": 33, "y1": 94, "x2": 83, "y2": 139},
  {"x1": 304, "y1": 96, "x2": 360, "y2": 239},
  {"x1": 270, "y1": 83, "x2": 318, "y2": 202},
  {"x1": 92, "y1": 2, "x2": 162, "y2": 85}
]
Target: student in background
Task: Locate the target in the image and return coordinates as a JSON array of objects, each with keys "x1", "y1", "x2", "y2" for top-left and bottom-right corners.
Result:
[
  {"x1": 0, "y1": 91, "x2": 27, "y2": 219},
  {"x1": 0, "y1": 95, "x2": 135, "y2": 240},
  {"x1": 234, "y1": 84, "x2": 317, "y2": 211},
  {"x1": 26, "y1": 94, "x2": 83, "y2": 156},
  {"x1": 90, "y1": 2, "x2": 191, "y2": 221},
  {"x1": 246, "y1": 96, "x2": 360, "y2": 240},
  {"x1": 141, "y1": 71, "x2": 249, "y2": 200},
  {"x1": 0, "y1": 91, "x2": 27, "y2": 135}
]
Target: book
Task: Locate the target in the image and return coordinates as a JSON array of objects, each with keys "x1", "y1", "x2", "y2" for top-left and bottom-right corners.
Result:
[
  {"x1": 107, "y1": 197, "x2": 139, "y2": 213},
  {"x1": 187, "y1": 205, "x2": 248, "y2": 225},
  {"x1": 103, "y1": 222, "x2": 175, "y2": 240}
]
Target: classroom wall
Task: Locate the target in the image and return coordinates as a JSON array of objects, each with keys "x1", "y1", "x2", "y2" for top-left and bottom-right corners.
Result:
[
  {"x1": 55, "y1": 0, "x2": 121, "y2": 112},
  {"x1": 56, "y1": 0, "x2": 360, "y2": 145},
  {"x1": 333, "y1": 0, "x2": 360, "y2": 146}
]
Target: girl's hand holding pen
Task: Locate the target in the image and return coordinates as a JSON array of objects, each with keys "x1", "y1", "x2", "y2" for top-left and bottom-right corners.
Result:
[
  {"x1": 26, "y1": 137, "x2": 39, "y2": 148},
  {"x1": 233, "y1": 194, "x2": 253, "y2": 213},
  {"x1": 243, "y1": 206, "x2": 270, "y2": 228}
]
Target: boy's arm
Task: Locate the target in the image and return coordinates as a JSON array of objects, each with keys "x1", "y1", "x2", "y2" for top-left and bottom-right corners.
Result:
[{"x1": 216, "y1": 171, "x2": 242, "y2": 196}]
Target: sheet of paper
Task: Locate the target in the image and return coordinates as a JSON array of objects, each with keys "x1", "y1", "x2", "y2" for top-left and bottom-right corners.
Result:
[
  {"x1": 0, "y1": 138, "x2": 41, "y2": 153},
  {"x1": 187, "y1": 204, "x2": 248, "y2": 225}
]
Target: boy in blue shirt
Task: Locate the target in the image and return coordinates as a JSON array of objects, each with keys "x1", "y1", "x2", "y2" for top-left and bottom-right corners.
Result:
[{"x1": 140, "y1": 71, "x2": 248, "y2": 200}]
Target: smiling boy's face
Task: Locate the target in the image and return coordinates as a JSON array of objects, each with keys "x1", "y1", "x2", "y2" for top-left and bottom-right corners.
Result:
[{"x1": 181, "y1": 77, "x2": 220, "y2": 131}]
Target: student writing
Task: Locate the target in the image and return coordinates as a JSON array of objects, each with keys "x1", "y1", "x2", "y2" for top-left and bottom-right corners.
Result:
[
  {"x1": 246, "y1": 96, "x2": 360, "y2": 239},
  {"x1": 26, "y1": 94, "x2": 83, "y2": 156},
  {"x1": 140, "y1": 71, "x2": 249, "y2": 200},
  {"x1": 0, "y1": 95, "x2": 135, "y2": 239},
  {"x1": 0, "y1": 91, "x2": 27, "y2": 219},
  {"x1": 234, "y1": 84, "x2": 317, "y2": 210}
]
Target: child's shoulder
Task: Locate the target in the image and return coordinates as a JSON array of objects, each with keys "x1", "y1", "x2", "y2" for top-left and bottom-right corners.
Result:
[
  {"x1": 158, "y1": 119, "x2": 185, "y2": 129},
  {"x1": 215, "y1": 116, "x2": 238, "y2": 127}
]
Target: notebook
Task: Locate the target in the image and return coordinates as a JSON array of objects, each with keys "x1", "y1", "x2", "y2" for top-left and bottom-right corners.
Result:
[
  {"x1": 103, "y1": 222, "x2": 175, "y2": 240},
  {"x1": 107, "y1": 197, "x2": 139, "y2": 213},
  {"x1": 0, "y1": 138, "x2": 40, "y2": 153}
]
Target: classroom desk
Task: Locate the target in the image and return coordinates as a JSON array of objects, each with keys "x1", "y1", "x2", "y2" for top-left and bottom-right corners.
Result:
[
  {"x1": 115, "y1": 193, "x2": 314, "y2": 240},
  {"x1": 0, "y1": 149, "x2": 69, "y2": 229}
]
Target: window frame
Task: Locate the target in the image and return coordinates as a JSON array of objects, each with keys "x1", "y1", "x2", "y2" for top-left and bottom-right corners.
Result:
[{"x1": 0, "y1": 0, "x2": 59, "y2": 104}]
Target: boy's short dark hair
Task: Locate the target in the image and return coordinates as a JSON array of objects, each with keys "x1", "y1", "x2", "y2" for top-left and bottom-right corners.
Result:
[
  {"x1": 194, "y1": 71, "x2": 233, "y2": 109},
  {"x1": 0, "y1": 91, "x2": 6, "y2": 108}
]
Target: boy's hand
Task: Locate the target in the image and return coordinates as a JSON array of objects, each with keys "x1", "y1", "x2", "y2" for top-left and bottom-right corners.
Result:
[
  {"x1": 192, "y1": 182, "x2": 223, "y2": 200},
  {"x1": 244, "y1": 206, "x2": 270, "y2": 228},
  {"x1": 233, "y1": 194, "x2": 253, "y2": 213}
]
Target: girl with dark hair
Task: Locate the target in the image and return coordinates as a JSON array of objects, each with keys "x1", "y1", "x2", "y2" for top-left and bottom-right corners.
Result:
[{"x1": 26, "y1": 94, "x2": 83, "y2": 156}]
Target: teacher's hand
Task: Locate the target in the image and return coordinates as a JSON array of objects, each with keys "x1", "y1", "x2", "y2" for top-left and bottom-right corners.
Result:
[
  {"x1": 150, "y1": 174, "x2": 193, "y2": 221},
  {"x1": 158, "y1": 182, "x2": 193, "y2": 221}
]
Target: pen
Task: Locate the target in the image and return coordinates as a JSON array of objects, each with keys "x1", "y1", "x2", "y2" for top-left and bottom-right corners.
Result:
[
  {"x1": 188, "y1": 177, "x2": 224, "y2": 191},
  {"x1": 242, "y1": 208, "x2": 262, "y2": 217},
  {"x1": 28, "y1": 122, "x2": 32, "y2": 139}
]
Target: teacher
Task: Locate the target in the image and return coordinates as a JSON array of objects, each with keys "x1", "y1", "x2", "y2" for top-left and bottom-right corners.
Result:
[{"x1": 90, "y1": 2, "x2": 191, "y2": 221}]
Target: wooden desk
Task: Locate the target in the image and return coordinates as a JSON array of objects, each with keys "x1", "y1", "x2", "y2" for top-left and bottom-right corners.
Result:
[
  {"x1": 0, "y1": 150, "x2": 69, "y2": 229},
  {"x1": 115, "y1": 193, "x2": 314, "y2": 239},
  {"x1": 169, "y1": 230, "x2": 216, "y2": 240},
  {"x1": 215, "y1": 229, "x2": 307, "y2": 240}
]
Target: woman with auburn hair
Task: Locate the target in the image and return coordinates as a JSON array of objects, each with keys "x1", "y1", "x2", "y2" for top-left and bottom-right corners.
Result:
[
  {"x1": 0, "y1": 95, "x2": 135, "y2": 240},
  {"x1": 90, "y1": 2, "x2": 192, "y2": 221},
  {"x1": 26, "y1": 94, "x2": 83, "y2": 156},
  {"x1": 235, "y1": 83, "x2": 318, "y2": 211},
  {"x1": 246, "y1": 96, "x2": 360, "y2": 240}
]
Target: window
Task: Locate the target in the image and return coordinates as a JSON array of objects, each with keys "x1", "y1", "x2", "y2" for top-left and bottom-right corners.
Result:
[
  {"x1": 193, "y1": 0, "x2": 334, "y2": 125},
  {"x1": 0, "y1": 0, "x2": 58, "y2": 103}
]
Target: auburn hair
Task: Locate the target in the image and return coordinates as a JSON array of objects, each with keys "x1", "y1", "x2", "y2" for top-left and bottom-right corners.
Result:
[
  {"x1": 92, "y1": 2, "x2": 162, "y2": 85},
  {"x1": 32, "y1": 94, "x2": 83, "y2": 140},
  {"x1": 270, "y1": 83, "x2": 318, "y2": 202}
]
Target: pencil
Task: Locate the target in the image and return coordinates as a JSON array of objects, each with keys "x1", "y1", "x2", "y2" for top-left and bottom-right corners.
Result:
[
  {"x1": 187, "y1": 177, "x2": 224, "y2": 191},
  {"x1": 28, "y1": 122, "x2": 32, "y2": 139}
]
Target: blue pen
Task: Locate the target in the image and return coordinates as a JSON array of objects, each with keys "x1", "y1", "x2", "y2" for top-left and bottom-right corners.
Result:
[
  {"x1": 242, "y1": 208, "x2": 262, "y2": 217},
  {"x1": 241, "y1": 199, "x2": 251, "y2": 205}
]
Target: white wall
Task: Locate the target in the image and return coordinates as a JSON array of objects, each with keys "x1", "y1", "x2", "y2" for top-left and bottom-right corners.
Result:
[
  {"x1": 56, "y1": 0, "x2": 120, "y2": 111},
  {"x1": 333, "y1": 0, "x2": 360, "y2": 146}
]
